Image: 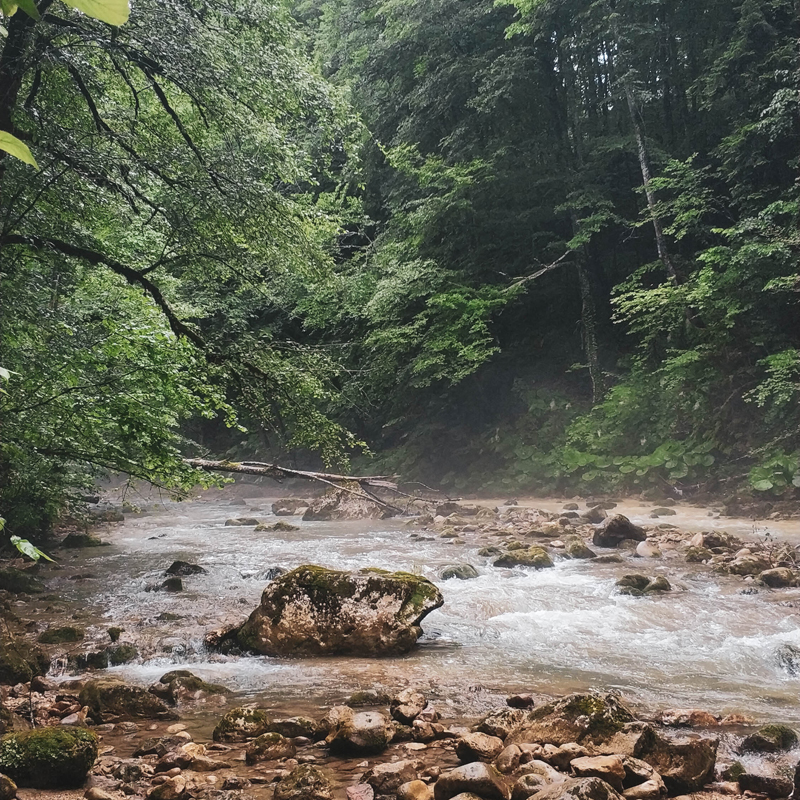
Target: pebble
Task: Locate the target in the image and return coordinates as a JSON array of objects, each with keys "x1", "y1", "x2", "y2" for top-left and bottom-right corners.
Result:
[{"x1": 166, "y1": 723, "x2": 187, "y2": 734}]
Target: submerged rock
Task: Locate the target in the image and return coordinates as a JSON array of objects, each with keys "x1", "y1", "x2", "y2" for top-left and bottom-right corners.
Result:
[
  {"x1": 245, "y1": 732, "x2": 296, "y2": 764},
  {"x1": 0, "y1": 727, "x2": 98, "y2": 788},
  {"x1": 593, "y1": 516, "x2": 646, "y2": 548},
  {"x1": 441, "y1": 564, "x2": 479, "y2": 580},
  {"x1": 149, "y1": 670, "x2": 231, "y2": 707},
  {"x1": 61, "y1": 532, "x2": 109, "y2": 548},
  {"x1": 272, "y1": 498, "x2": 310, "y2": 516},
  {"x1": 391, "y1": 689, "x2": 427, "y2": 725},
  {"x1": 274, "y1": 764, "x2": 333, "y2": 800},
  {"x1": 165, "y1": 561, "x2": 207, "y2": 576},
  {"x1": 37, "y1": 625, "x2": 83, "y2": 644},
  {"x1": 237, "y1": 565, "x2": 443, "y2": 657},
  {"x1": 493, "y1": 546, "x2": 554, "y2": 569},
  {"x1": 79, "y1": 678, "x2": 177, "y2": 722}
]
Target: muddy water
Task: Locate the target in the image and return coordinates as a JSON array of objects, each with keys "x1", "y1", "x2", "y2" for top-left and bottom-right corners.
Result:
[{"x1": 34, "y1": 491, "x2": 800, "y2": 727}]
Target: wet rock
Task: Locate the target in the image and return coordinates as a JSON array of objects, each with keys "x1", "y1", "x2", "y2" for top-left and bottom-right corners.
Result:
[
  {"x1": 643, "y1": 577, "x2": 671, "y2": 593},
  {"x1": 0, "y1": 773, "x2": 15, "y2": 800},
  {"x1": 594, "y1": 555, "x2": 624, "y2": 564},
  {"x1": 79, "y1": 678, "x2": 176, "y2": 722},
  {"x1": 684, "y1": 547, "x2": 712, "y2": 563},
  {"x1": 635, "y1": 731, "x2": 717, "y2": 793},
  {"x1": 245, "y1": 732, "x2": 296, "y2": 764},
  {"x1": 326, "y1": 708, "x2": 392, "y2": 755},
  {"x1": 269, "y1": 717, "x2": 320, "y2": 739},
  {"x1": 256, "y1": 521, "x2": 300, "y2": 532},
  {"x1": 635, "y1": 542, "x2": 661, "y2": 559},
  {"x1": 212, "y1": 706, "x2": 271, "y2": 742},
  {"x1": 456, "y1": 732, "x2": 504, "y2": 763},
  {"x1": 0, "y1": 636, "x2": 50, "y2": 684},
  {"x1": 237, "y1": 565, "x2": 443, "y2": 657},
  {"x1": 165, "y1": 561, "x2": 207, "y2": 576},
  {"x1": 441, "y1": 564, "x2": 479, "y2": 580},
  {"x1": 392, "y1": 688, "x2": 428, "y2": 724},
  {"x1": 364, "y1": 760, "x2": 418, "y2": 795},
  {"x1": 738, "y1": 773, "x2": 792, "y2": 798},
  {"x1": 478, "y1": 708, "x2": 526, "y2": 740},
  {"x1": 434, "y1": 762, "x2": 510, "y2": 800},
  {"x1": 224, "y1": 517, "x2": 260, "y2": 526},
  {"x1": 741, "y1": 724, "x2": 798, "y2": 753},
  {"x1": 348, "y1": 784, "x2": 375, "y2": 800},
  {"x1": 565, "y1": 538, "x2": 597, "y2": 560},
  {"x1": 398, "y1": 780, "x2": 433, "y2": 800},
  {"x1": 303, "y1": 484, "x2": 392, "y2": 521},
  {"x1": 0, "y1": 727, "x2": 98, "y2": 788},
  {"x1": 657, "y1": 710, "x2": 719, "y2": 728},
  {"x1": 615, "y1": 575, "x2": 650, "y2": 595},
  {"x1": 759, "y1": 568, "x2": 796, "y2": 588},
  {"x1": 158, "y1": 577, "x2": 183, "y2": 592},
  {"x1": 776, "y1": 644, "x2": 800, "y2": 676},
  {"x1": 571, "y1": 755, "x2": 626, "y2": 790},
  {"x1": 729, "y1": 555, "x2": 771, "y2": 576},
  {"x1": 37, "y1": 625, "x2": 84, "y2": 644},
  {"x1": 493, "y1": 546, "x2": 554, "y2": 569},
  {"x1": 348, "y1": 689, "x2": 392, "y2": 707},
  {"x1": 150, "y1": 671, "x2": 231, "y2": 707},
  {"x1": 650, "y1": 508, "x2": 676, "y2": 517},
  {"x1": 61, "y1": 532, "x2": 109, "y2": 548},
  {"x1": 274, "y1": 764, "x2": 333, "y2": 800},
  {"x1": 272, "y1": 498, "x2": 310, "y2": 516},
  {"x1": 510, "y1": 693, "x2": 635, "y2": 747},
  {"x1": 147, "y1": 775, "x2": 186, "y2": 800},
  {"x1": 689, "y1": 531, "x2": 741, "y2": 551},
  {"x1": 0, "y1": 568, "x2": 44, "y2": 594},
  {"x1": 523, "y1": 777, "x2": 623, "y2": 800},
  {"x1": 582, "y1": 508, "x2": 608, "y2": 524},
  {"x1": 511, "y1": 774, "x2": 546, "y2": 800},
  {"x1": 507, "y1": 695, "x2": 535, "y2": 709},
  {"x1": 593, "y1": 517, "x2": 646, "y2": 549},
  {"x1": 620, "y1": 756, "x2": 666, "y2": 800}
]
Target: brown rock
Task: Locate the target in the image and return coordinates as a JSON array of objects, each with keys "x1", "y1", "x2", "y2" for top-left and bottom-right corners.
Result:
[
  {"x1": 571, "y1": 756, "x2": 626, "y2": 791},
  {"x1": 147, "y1": 776, "x2": 186, "y2": 800},
  {"x1": 495, "y1": 745, "x2": 522, "y2": 774},
  {"x1": 634, "y1": 732, "x2": 717, "y2": 793},
  {"x1": 526, "y1": 777, "x2": 624, "y2": 800},
  {"x1": 0, "y1": 774, "x2": 16, "y2": 800},
  {"x1": 363, "y1": 761, "x2": 418, "y2": 795},
  {"x1": 347, "y1": 785, "x2": 375, "y2": 800},
  {"x1": 739, "y1": 773, "x2": 793, "y2": 798},
  {"x1": 456, "y1": 732, "x2": 505, "y2": 763},
  {"x1": 392, "y1": 689, "x2": 428, "y2": 725},
  {"x1": 434, "y1": 762, "x2": 510, "y2": 800},
  {"x1": 398, "y1": 780, "x2": 434, "y2": 800}
]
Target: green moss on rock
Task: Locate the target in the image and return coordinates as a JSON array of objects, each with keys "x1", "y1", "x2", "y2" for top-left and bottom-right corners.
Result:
[
  {"x1": 0, "y1": 727, "x2": 98, "y2": 788},
  {"x1": 0, "y1": 569, "x2": 44, "y2": 594},
  {"x1": 79, "y1": 679, "x2": 176, "y2": 721},
  {"x1": 213, "y1": 707, "x2": 272, "y2": 742},
  {"x1": 0, "y1": 638, "x2": 50, "y2": 684},
  {"x1": 741, "y1": 724, "x2": 798, "y2": 753},
  {"x1": 37, "y1": 626, "x2": 84, "y2": 644}
]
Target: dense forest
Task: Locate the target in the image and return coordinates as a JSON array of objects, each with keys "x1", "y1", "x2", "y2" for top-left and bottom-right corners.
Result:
[{"x1": 1, "y1": 0, "x2": 798, "y2": 536}]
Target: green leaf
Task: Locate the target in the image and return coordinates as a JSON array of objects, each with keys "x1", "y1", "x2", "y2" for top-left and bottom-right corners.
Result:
[
  {"x1": 0, "y1": 131, "x2": 38, "y2": 168},
  {"x1": 10, "y1": 535, "x2": 55, "y2": 562},
  {"x1": 0, "y1": 0, "x2": 18, "y2": 15},
  {"x1": 792, "y1": 475, "x2": 800, "y2": 488},
  {"x1": 581, "y1": 470, "x2": 598, "y2": 480},
  {"x1": 618, "y1": 463, "x2": 636, "y2": 474},
  {"x1": 61, "y1": 0, "x2": 129, "y2": 25},
  {"x1": 752, "y1": 479, "x2": 774, "y2": 491},
  {"x1": 15, "y1": 0, "x2": 40, "y2": 19}
]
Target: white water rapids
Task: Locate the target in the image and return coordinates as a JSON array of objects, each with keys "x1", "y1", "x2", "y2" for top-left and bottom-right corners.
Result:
[{"x1": 38, "y1": 489, "x2": 800, "y2": 726}]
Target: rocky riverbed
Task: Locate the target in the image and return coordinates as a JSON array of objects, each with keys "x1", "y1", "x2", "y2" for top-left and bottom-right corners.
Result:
[{"x1": 2, "y1": 486, "x2": 800, "y2": 800}]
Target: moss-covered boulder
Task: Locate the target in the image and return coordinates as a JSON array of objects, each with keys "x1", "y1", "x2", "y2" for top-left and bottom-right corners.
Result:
[
  {"x1": 37, "y1": 626, "x2": 84, "y2": 644},
  {"x1": 149, "y1": 670, "x2": 231, "y2": 707},
  {"x1": 325, "y1": 708, "x2": 393, "y2": 755},
  {"x1": 0, "y1": 636, "x2": 50, "y2": 685},
  {"x1": 0, "y1": 727, "x2": 98, "y2": 788},
  {"x1": 274, "y1": 764, "x2": 332, "y2": 800},
  {"x1": 212, "y1": 706, "x2": 271, "y2": 742},
  {"x1": 493, "y1": 546, "x2": 554, "y2": 569},
  {"x1": 0, "y1": 569, "x2": 44, "y2": 595},
  {"x1": 79, "y1": 679, "x2": 176, "y2": 722},
  {"x1": 565, "y1": 538, "x2": 597, "y2": 559},
  {"x1": 245, "y1": 732, "x2": 296, "y2": 764},
  {"x1": 237, "y1": 565, "x2": 444, "y2": 657},
  {"x1": 741, "y1": 724, "x2": 798, "y2": 753},
  {"x1": 509, "y1": 693, "x2": 636, "y2": 746}
]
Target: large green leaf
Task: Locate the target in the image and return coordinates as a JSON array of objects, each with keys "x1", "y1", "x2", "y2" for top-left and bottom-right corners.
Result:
[
  {"x1": 0, "y1": 132, "x2": 38, "y2": 168},
  {"x1": 15, "y1": 0, "x2": 40, "y2": 19},
  {"x1": 10, "y1": 535, "x2": 55, "y2": 562},
  {"x1": 62, "y1": 0, "x2": 128, "y2": 25}
]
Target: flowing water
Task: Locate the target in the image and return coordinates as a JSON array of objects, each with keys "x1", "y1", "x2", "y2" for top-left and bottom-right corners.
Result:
[{"x1": 33, "y1": 488, "x2": 800, "y2": 728}]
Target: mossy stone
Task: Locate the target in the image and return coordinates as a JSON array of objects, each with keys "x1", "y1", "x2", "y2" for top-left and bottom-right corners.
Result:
[
  {"x1": 79, "y1": 679, "x2": 176, "y2": 721},
  {"x1": 494, "y1": 546, "x2": 554, "y2": 569},
  {"x1": 213, "y1": 707, "x2": 271, "y2": 742},
  {"x1": 685, "y1": 546, "x2": 713, "y2": 563},
  {"x1": 61, "y1": 533, "x2": 108, "y2": 548},
  {"x1": 107, "y1": 644, "x2": 138, "y2": 665},
  {"x1": 107, "y1": 627, "x2": 123, "y2": 642},
  {"x1": 0, "y1": 727, "x2": 98, "y2": 788},
  {"x1": 37, "y1": 626, "x2": 84, "y2": 644},
  {"x1": 616, "y1": 574, "x2": 651, "y2": 592},
  {"x1": 245, "y1": 732, "x2": 296, "y2": 765},
  {"x1": 0, "y1": 569, "x2": 44, "y2": 594},
  {"x1": 0, "y1": 638, "x2": 50, "y2": 684},
  {"x1": 741, "y1": 724, "x2": 798, "y2": 753}
]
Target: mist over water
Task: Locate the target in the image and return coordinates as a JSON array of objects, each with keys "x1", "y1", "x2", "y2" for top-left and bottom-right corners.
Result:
[{"x1": 46, "y1": 493, "x2": 800, "y2": 723}]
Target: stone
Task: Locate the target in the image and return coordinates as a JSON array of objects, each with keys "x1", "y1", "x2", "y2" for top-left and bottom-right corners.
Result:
[
  {"x1": 303, "y1": 484, "x2": 392, "y2": 521},
  {"x1": 0, "y1": 637, "x2": 50, "y2": 684},
  {"x1": 237, "y1": 565, "x2": 443, "y2": 657},
  {"x1": 689, "y1": 531, "x2": 741, "y2": 551},
  {"x1": 363, "y1": 760, "x2": 418, "y2": 794},
  {"x1": 0, "y1": 569, "x2": 44, "y2": 594},
  {"x1": 456, "y1": 732, "x2": 504, "y2": 762},
  {"x1": 728, "y1": 555, "x2": 771, "y2": 576},
  {"x1": 85, "y1": 789, "x2": 115, "y2": 800},
  {"x1": 759, "y1": 568, "x2": 796, "y2": 588},
  {"x1": 224, "y1": 517, "x2": 260, "y2": 526},
  {"x1": 684, "y1": 547, "x2": 712, "y2": 563},
  {"x1": 511, "y1": 774, "x2": 546, "y2": 800},
  {"x1": 738, "y1": 773, "x2": 792, "y2": 798},
  {"x1": 650, "y1": 508, "x2": 676, "y2": 517},
  {"x1": 741, "y1": 724, "x2": 798, "y2": 753},
  {"x1": 256, "y1": 520, "x2": 300, "y2": 532},
  {"x1": 643, "y1": 577, "x2": 671, "y2": 593},
  {"x1": 245, "y1": 732, "x2": 296, "y2": 764},
  {"x1": 658, "y1": 710, "x2": 719, "y2": 728},
  {"x1": 507, "y1": 695, "x2": 535, "y2": 709},
  {"x1": 565, "y1": 538, "x2": 597, "y2": 560},
  {"x1": 79, "y1": 679, "x2": 176, "y2": 722},
  {"x1": 495, "y1": 745, "x2": 522, "y2": 774},
  {"x1": 398, "y1": 780, "x2": 434, "y2": 800},
  {"x1": 272, "y1": 498, "x2": 309, "y2": 516},
  {"x1": 212, "y1": 706, "x2": 271, "y2": 742},
  {"x1": 0, "y1": 727, "x2": 98, "y2": 789},
  {"x1": 510, "y1": 693, "x2": 635, "y2": 747},
  {"x1": 150, "y1": 671, "x2": 231, "y2": 706},
  {"x1": 547, "y1": 743, "x2": 589, "y2": 770},
  {"x1": 593, "y1": 517, "x2": 646, "y2": 548},
  {"x1": 268, "y1": 717, "x2": 320, "y2": 739},
  {"x1": 477, "y1": 708, "x2": 526, "y2": 740},
  {"x1": 634, "y1": 731, "x2": 717, "y2": 793},
  {"x1": 347, "y1": 784, "x2": 375, "y2": 800},
  {"x1": 635, "y1": 542, "x2": 661, "y2": 559},
  {"x1": 147, "y1": 776, "x2": 186, "y2": 800},
  {"x1": 527, "y1": 777, "x2": 624, "y2": 800},
  {"x1": 0, "y1": 773, "x2": 16, "y2": 800},
  {"x1": 61, "y1": 533, "x2": 109, "y2": 548},
  {"x1": 582, "y1": 508, "x2": 608, "y2": 524},
  {"x1": 434, "y1": 762, "x2": 510, "y2": 800},
  {"x1": 165, "y1": 561, "x2": 207, "y2": 576},
  {"x1": 776, "y1": 644, "x2": 800, "y2": 675},
  {"x1": 571, "y1": 756, "x2": 626, "y2": 790},
  {"x1": 441, "y1": 564, "x2": 479, "y2": 580},
  {"x1": 273, "y1": 764, "x2": 333, "y2": 800},
  {"x1": 493, "y1": 546, "x2": 554, "y2": 569},
  {"x1": 326, "y1": 708, "x2": 392, "y2": 755},
  {"x1": 348, "y1": 689, "x2": 392, "y2": 707},
  {"x1": 159, "y1": 577, "x2": 183, "y2": 592},
  {"x1": 392, "y1": 688, "x2": 428, "y2": 724},
  {"x1": 615, "y1": 575, "x2": 650, "y2": 594},
  {"x1": 37, "y1": 625, "x2": 84, "y2": 644}
]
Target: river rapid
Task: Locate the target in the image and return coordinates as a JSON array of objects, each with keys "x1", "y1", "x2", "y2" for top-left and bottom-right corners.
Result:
[{"x1": 28, "y1": 485, "x2": 800, "y2": 733}]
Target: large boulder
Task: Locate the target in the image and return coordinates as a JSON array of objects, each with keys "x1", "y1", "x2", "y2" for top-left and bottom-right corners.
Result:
[
  {"x1": 634, "y1": 731, "x2": 717, "y2": 793},
  {"x1": 212, "y1": 706, "x2": 271, "y2": 742},
  {"x1": 456, "y1": 732, "x2": 504, "y2": 763},
  {"x1": 0, "y1": 636, "x2": 50, "y2": 684},
  {"x1": 0, "y1": 727, "x2": 98, "y2": 788},
  {"x1": 509, "y1": 694, "x2": 635, "y2": 747},
  {"x1": 237, "y1": 565, "x2": 443, "y2": 657},
  {"x1": 325, "y1": 707, "x2": 392, "y2": 755},
  {"x1": 303, "y1": 484, "x2": 393, "y2": 521},
  {"x1": 79, "y1": 679, "x2": 177, "y2": 722},
  {"x1": 274, "y1": 764, "x2": 333, "y2": 800},
  {"x1": 434, "y1": 762, "x2": 510, "y2": 800},
  {"x1": 593, "y1": 517, "x2": 646, "y2": 548}
]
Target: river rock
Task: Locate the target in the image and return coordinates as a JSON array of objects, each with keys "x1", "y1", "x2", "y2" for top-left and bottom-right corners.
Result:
[
  {"x1": 212, "y1": 706, "x2": 271, "y2": 742},
  {"x1": 527, "y1": 777, "x2": 624, "y2": 800},
  {"x1": 273, "y1": 498, "x2": 310, "y2": 516},
  {"x1": 582, "y1": 507, "x2": 608, "y2": 524},
  {"x1": 689, "y1": 531, "x2": 741, "y2": 551},
  {"x1": 684, "y1": 546, "x2": 712, "y2": 563},
  {"x1": 571, "y1": 756, "x2": 626, "y2": 790},
  {"x1": 0, "y1": 635, "x2": 50, "y2": 684},
  {"x1": 149, "y1": 670, "x2": 231, "y2": 706},
  {"x1": 510, "y1": 693, "x2": 635, "y2": 747},
  {"x1": 61, "y1": 532, "x2": 109, "y2": 548},
  {"x1": 738, "y1": 773, "x2": 793, "y2": 798},
  {"x1": 0, "y1": 774, "x2": 16, "y2": 800},
  {"x1": 635, "y1": 542, "x2": 661, "y2": 559},
  {"x1": 0, "y1": 727, "x2": 98, "y2": 788},
  {"x1": 274, "y1": 764, "x2": 333, "y2": 800},
  {"x1": 224, "y1": 517, "x2": 260, "y2": 526},
  {"x1": 79, "y1": 678, "x2": 176, "y2": 722},
  {"x1": 434, "y1": 762, "x2": 510, "y2": 800},
  {"x1": 776, "y1": 644, "x2": 800, "y2": 675},
  {"x1": 147, "y1": 776, "x2": 186, "y2": 800},
  {"x1": 398, "y1": 780, "x2": 434, "y2": 800},
  {"x1": 741, "y1": 724, "x2": 798, "y2": 753},
  {"x1": 634, "y1": 731, "x2": 717, "y2": 792},
  {"x1": 512, "y1": 774, "x2": 546, "y2": 800},
  {"x1": 303, "y1": 484, "x2": 393, "y2": 521},
  {"x1": 245, "y1": 732, "x2": 296, "y2": 764},
  {"x1": 268, "y1": 717, "x2": 320, "y2": 739},
  {"x1": 657, "y1": 709, "x2": 719, "y2": 728},
  {"x1": 493, "y1": 546, "x2": 554, "y2": 569},
  {"x1": 728, "y1": 555, "x2": 771, "y2": 576},
  {"x1": 165, "y1": 561, "x2": 207, "y2": 576},
  {"x1": 759, "y1": 568, "x2": 797, "y2": 588},
  {"x1": 326, "y1": 708, "x2": 392, "y2": 755},
  {"x1": 456, "y1": 732, "x2": 504, "y2": 762},
  {"x1": 478, "y1": 708, "x2": 527, "y2": 739},
  {"x1": 392, "y1": 689, "x2": 428, "y2": 724},
  {"x1": 364, "y1": 760, "x2": 419, "y2": 794},
  {"x1": 0, "y1": 568, "x2": 44, "y2": 594},
  {"x1": 593, "y1": 517, "x2": 646, "y2": 548},
  {"x1": 619, "y1": 756, "x2": 666, "y2": 800},
  {"x1": 565, "y1": 538, "x2": 597, "y2": 559},
  {"x1": 348, "y1": 785, "x2": 375, "y2": 800},
  {"x1": 237, "y1": 565, "x2": 443, "y2": 657},
  {"x1": 442, "y1": 564, "x2": 479, "y2": 580},
  {"x1": 496, "y1": 744, "x2": 522, "y2": 774}
]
